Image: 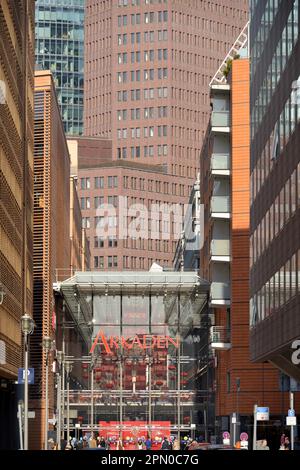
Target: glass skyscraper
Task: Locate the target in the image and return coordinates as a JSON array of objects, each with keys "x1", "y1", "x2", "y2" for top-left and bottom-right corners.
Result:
[
  {"x1": 250, "y1": 0, "x2": 300, "y2": 381},
  {"x1": 35, "y1": 0, "x2": 84, "y2": 135}
]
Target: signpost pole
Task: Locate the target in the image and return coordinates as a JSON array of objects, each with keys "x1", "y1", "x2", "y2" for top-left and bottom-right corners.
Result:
[
  {"x1": 24, "y1": 336, "x2": 29, "y2": 450},
  {"x1": 290, "y1": 392, "x2": 294, "y2": 451},
  {"x1": 253, "y1": 404, "x2": 257, "y2": 450},
  {"x1": 232, "y1": 412, "x2": 237, "y2": 447}
]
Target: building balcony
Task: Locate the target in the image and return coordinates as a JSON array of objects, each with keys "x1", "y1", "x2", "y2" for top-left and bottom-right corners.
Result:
[
  {"x1": 210, "y1": 281, "x2": 231, "y2": 307},
  {"x1": 211, "y1": 154, "x2": 230, "y2": 176},
  {"x1": 211, "y1": 195, "x2": 230, "y2": 218},
  {"x1": 211, "y1": 111, "x2": 230, "y2": 130},
  {"x1": 210, "y1": 239, "x2": 230, "y2": 262},
  {"x1": 210, "y1": 326, "x2": 231, "y2": 350}
]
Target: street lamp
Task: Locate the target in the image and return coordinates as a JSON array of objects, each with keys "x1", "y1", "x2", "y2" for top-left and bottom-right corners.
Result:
[
  {"x1": 56, "y1": 350, "x2": 65, "y2": 449},
  {"x1": 65, "y1": 361, "x2": 73, "y2": 443},
  {"x1": 42, "y1": 336, "x2": 53, "y2": 450},
  {"x1": 21, "y1": 313, "x2": 35, "y2": 450}
]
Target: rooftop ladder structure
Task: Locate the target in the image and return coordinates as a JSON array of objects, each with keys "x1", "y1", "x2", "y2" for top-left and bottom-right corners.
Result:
[{"x1": 209, "y1": 21, "x2": 249, "y2": 87}]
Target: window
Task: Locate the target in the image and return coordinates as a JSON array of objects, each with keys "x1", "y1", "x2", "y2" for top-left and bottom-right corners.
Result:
[
  {"x1": 108, "y1": 176, "x2": 118, "y2": 188},
  {"x1": 80, "y1": 197, "x2": 90, "y2": 210},
  {"x1": 94, "y1": 196, "x2": 104, "y2": 209},
  {"x1": 108, "y1": 237, "x2": 118, "y2": 248},
  {"x1": 108, "y1": 195, "x2": 118, "y2": 207},
  {"x1": 94, "y1": 256, "x2": 104, "y2": 269},
  {"x1": 80, "y1": 177, "x2": 90, "y2": 190},
  {"x1": 82, "y1": 217, "x2": 90, "y2": 229},
  {"x1": 108, "y1": 256, "x2": 118, "y2": 268},
  {"x1": 95, "y1": 176, "x2": 104, "y2": 189},
  {"x1": 94, "y1": 237, "x2": 104, "y2": 248}
]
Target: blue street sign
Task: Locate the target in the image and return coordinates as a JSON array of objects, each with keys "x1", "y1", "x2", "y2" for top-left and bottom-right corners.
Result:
[
  {"x1": 288, "y1": 409, "x2": 295, "y2": 417},
  {"x1": 18, "y1": 368, "x2": 34, "y2": 384},
  {"x1": 257, "y1": 407, "x2": 270, "y2": 421}
]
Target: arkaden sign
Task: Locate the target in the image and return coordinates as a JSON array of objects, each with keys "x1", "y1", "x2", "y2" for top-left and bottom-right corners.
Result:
[{"x1": 90, "y1": 330, "x2": 179, "y2": 354}]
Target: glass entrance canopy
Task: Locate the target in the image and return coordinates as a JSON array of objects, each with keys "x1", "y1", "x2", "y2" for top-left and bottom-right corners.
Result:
[{"x1": 54, "y1": 271, "x2": 210, "y2": 443}]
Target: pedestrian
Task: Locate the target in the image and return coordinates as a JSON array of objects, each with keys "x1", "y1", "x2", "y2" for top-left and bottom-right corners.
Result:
[
  {"x1": 172, "y1": 437, "x2": 180, "y2": 450},
  {"x1": 145, "y1": 436, "x2": 152, "y2": 450},
  {"x1": 256, "y1": 439, "x2": 269, "y2": 450},
  {"x1": 137, "y1": 439, "x2": 144, "y2": 450},
  {"x1": 98, "y1": 437, "x2": 106, "y2": 450},
  {"x1": 284, "y1": 436, "x2": 291, "y2": 450},
  {"x1": 116, "y1": 437, "x2": 124, "y2": 450},
  {"x1": 161, "y1": 436, "x2": 172, "y2": 450}
]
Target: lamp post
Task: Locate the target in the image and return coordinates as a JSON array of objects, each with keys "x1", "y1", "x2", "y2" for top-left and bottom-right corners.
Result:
[
  {"x1": 56, "y1": 350, "x2": 65, "y2": 449},
  {"x1": 21, "y1": 313, "x2": 35, "y2": 450},
  {"x1": 65, "y1": 361, "x2": 73, "y2": 443},
  {"x1": 43, "y1": 336, "x2": 53, "y2": 450}
]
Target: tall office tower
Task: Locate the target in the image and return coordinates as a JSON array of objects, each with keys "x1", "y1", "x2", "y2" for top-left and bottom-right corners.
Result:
[
  {"x1": 250, "y1": 0, "x2": 300, "y2": 383},
  {"x1": 0, "y1": 0, "x2": 34, "y2": 449},
  {"x1": 35, "y1": 0, "x2": 84, "y2": 135},
  {"x1": 31, "y1": 70, "x2": 74, "y2": 450},
  {"x1": 84, "y1": 0, "x2": 248, "y2": 176},
  {"x1": 83, "y1": 0, "x2": 248, "y2": 270}
]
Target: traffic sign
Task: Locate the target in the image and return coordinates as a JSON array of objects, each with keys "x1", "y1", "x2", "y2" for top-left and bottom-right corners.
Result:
[
  {"x1": 18, "y1": 368, "x2": 34, "y2": 384},
  {"x1": 223, "y1": 432, "x2": 230, "y2": 439},
  {"x1": 286, "y1": 416, "x2": 297, "y2": 426},
  {"x1": 288, "y1": 409, "x2": 295, "y2": 417},
  {"x1": 257, "y1": 407, "x2": 269, "y2": 421},
  {"x1": 240, "y1": 432, "x2": 248, "y2": 441}
]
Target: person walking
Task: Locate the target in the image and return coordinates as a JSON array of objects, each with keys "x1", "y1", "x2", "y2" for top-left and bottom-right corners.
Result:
[
  {"x1": 172, "y1": 437, "x2": 180, "y2": 450},
  {"x1": 116, "y1": 437, "x2": 124, "y2": 450},
  {"x1": 161, "y1": 436, "x2": 172, "y2": 450},
  {"x1": 145, "y1": 436, "x2": 152, "y2": 450}
]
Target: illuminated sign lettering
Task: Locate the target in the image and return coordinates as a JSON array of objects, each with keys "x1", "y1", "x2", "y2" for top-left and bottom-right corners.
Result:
[{"x1": 90, "y1": 330, "x2": 179, "y2": 354}]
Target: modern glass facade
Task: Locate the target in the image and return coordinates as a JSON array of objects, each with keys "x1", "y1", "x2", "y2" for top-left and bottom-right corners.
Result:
[
  {"x1": 55, "y1": 272, "x2": 213, "y2": 446},
  {"x1": 35, "y1": 0, "x2": 84, "y2": 135},
  {"x1": 249, "y1": 0, "x2": 300, "y2": 378}
]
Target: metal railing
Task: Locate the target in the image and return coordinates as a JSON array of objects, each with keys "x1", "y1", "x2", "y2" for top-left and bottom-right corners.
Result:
[{"x1": 210, "y1": 326, "x2": 231, "y2": 344}]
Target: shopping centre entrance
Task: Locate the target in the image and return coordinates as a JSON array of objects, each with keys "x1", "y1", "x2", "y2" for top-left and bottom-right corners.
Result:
[{"x1": 54, "y1": 271, "x2": 210, "y2": 445}]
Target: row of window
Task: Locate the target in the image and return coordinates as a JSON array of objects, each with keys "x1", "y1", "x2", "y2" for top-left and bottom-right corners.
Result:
[
  {"x1": 117, "y1": 68, "x2": 167, "y2": 83},
  {"x1": 94, "y1": 255, "x2": 118, "y2": 269},
  {"x1": 117, "y1": 144, "x2": 168, "y2": 159},
  {"x1": 117, "y1": 11, "x2": 168, "y2": 27},
  {"x1": 250, "y1": 249, "x2": 299, "y2": 327},
  {"x1": 94, "y1": 237, "x2": 176, "y2": 253},
  {"x1": 84, "y1": 215, "x2": 180, "y2": 233},
  {"x1": 81, "y1": 176, "x2": 118, "y2": 190},
  {"x1": 94, "y1": 236, "x2": 118, "y2": 248},
  {"x1": 118, "y1": 0, "x2": 167, "y2": 6},
  {"x1": 94, "y1": 255, "x2": 170, "y2": 271},
  {"x1": 118, "y1": 30, "x2": 168, "y2": 46},
  {"x1": 81, "y1": 196, "x2": 119, "y2": 210},
  {"x1": 117, "y1": 125, "x2": 167, "y2": 139},
  {"x1": 251, "y1": 84, "x2": 299, "y2": 203},
  {"x1": 118, "y1": 49, "x2": 168, "y2": 65},
  {"x1": 251, "y1": 161, "x2": 300, "y2": 268},
  {"x1": 117, "y1": 105, "x2": 207, "y2": 122},
  {"x1": 117, "y1": 87, "x2": 168, "y2": 102},
  {"x1": 80, "y1": 176, "x2": 187, "y2": 196},
  {"x1": 251, "y1": 2, "x2": 298, "y2": 140},
  {"x1": 118, "y1": 107, "x2": 167, "y2": 122}
]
